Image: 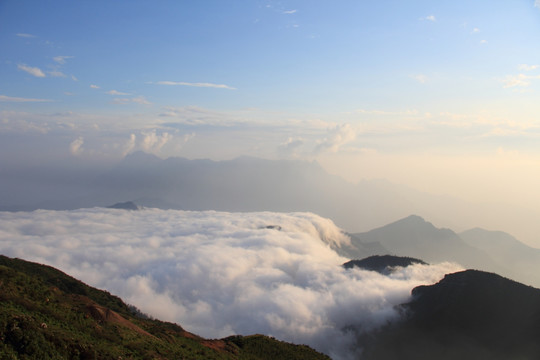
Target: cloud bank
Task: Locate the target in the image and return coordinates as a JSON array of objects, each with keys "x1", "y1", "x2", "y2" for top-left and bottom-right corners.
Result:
[{"x1": 0, "y1": 209, "x2": 461, "y2": 359}]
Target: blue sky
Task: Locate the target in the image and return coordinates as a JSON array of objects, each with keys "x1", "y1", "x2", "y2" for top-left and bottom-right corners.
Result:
[{"x1": 1, "y1": 0, "x2": 540, "y2": 207}]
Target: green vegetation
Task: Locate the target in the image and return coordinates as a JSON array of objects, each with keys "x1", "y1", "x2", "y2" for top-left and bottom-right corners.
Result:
[{"x1": 0, "y1": 255, "x2": 329, "y2": 360}]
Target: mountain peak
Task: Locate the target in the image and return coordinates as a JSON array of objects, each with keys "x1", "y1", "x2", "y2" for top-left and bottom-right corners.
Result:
[
  {"x1": 107, "y1": 201, "x2": 140, "y2": 210},
  {"x1": 376, "y1": 214, "x2": 440, "y2": 235},
  {"x1": 396, "y1": 214, "x2": 429, "y2": 225},
  {"x1": 122, "y1": 151, "x2": 162, "y2": 165},
  {"x1": 343, "y1": 255, "x2": 427, "y2": 274}
]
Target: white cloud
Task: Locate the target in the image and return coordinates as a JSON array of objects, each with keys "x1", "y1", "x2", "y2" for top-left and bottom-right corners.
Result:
[
  {"x1": 425, "y1": 15, "x2": 436, "y2": 22},
  {"x1": 48, "y1": 70, "x2": 66, "y2": 78},
  {"x1": 69, "y1": 136, "x2": 84, "y2": 156},
  {"x1": 107, "y1": 90, "x2": 131, "y2": 96},
  {"x1": 278, "y1": 137, "x2": 305, "y2": 158},
  {"x1": 17, "y1": 63, "x2": 46, "y2": 78},
  {"x1": 502, "y1": 73, "x2": 540, "y2": 88},
  {"x1": 183, "y1": 132, "x2": 196, "y2": 142},
  {"x1": 53, "y1": 56, "x2": 74, "y2": 64},
  {"x1": 131, "y1": 96, "x2": 151, "y2": 105},
  {"x1": 16, "y1": 33, "x2": 36, "y2": 38},
  {"x1": 90, "y1": 84, "x2": 100, "y2": 89},
  {"x1": 0, "y1": 95, "x2": 52, "y2": 102},
  {"x1": 158, "y1": 106, "x2": 237, "y2": 126},
  {"x1": 111, "y1": 98, "x2": 131, "y2": 105},
  {"x1": 71, "y1": 75, "x2": 78, "y2": 81},
  {"x1": 411, "y1": 74, "x2": 428, "y2": 83},
  {"x1": 155, "y1": 81, "x2": 236, "y2": 90},
  {"x1": 353, "y1": 108, "x2": 420, "y2": 117},
  {"x1": 122, "y1": 134, "x2": 137, "y2": 157},
  {"x1": 518, "y1": 64, "x2": 539, "y2": 71},
  {"x1": 0, "y1": 208, "x2": 462, "y2": 359},
  {"x1": 472, "y1": 27, "x2": 480, "y2": 33},
  {"x1": 283, "y1": 9, "x2": 297, "y2": 14},
  {"x1": 141, "y1": 129, "x2": 172, "y2": 153},
  {"x1": 280, "y1": 137, "x2": 304, "y2": 150},
  {"x1": 535, "y1": 0, "x2": 540, "y2": 8},
  {"x1": 112, "y1": 96, "x2": 152, "y2": 105},
  {"x1": 315, "y1": 123, "x2": 357, "y2": 153}
]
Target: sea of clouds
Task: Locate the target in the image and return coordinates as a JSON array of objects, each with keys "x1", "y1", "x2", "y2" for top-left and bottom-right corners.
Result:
[{"x1": 0, "y1": 208, "x2": 461, "y2": 359}]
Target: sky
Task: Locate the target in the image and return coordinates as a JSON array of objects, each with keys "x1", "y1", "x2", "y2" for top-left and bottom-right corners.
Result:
[
  {"x1": 1, "y1": 1, "x2": 540, "y2": 215},
  {"x1": 0, "y1": 207, "x2": 461, "y2": 359}
]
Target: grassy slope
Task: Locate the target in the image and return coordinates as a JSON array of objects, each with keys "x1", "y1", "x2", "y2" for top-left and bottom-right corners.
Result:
[{"x1": 0, "y1": 255, "x2": 329, "y2": 360}]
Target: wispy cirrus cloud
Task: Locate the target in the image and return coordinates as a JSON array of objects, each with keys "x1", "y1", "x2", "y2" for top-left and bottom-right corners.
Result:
[
  {"x1": 16, "y1": 33, "x2": 36, "y2": 38},
  {"x1": 131, "y1": 96, "x2": 152, "y2": 105},
  {"x1": 535, "y1": 0, "x2": 540, "y2": 8},
  {"x1": 112, "y1": 96, "x2": 151, "y2": 105},
  {"x1": 17, "y1": 64, "x2": 46, "y2": 78},
  {"x1": 518, "y1": 64, "x2": 539, "y2": 71},
  {"x1": 283, "y1": 9, "x2": 297, "y2": 14},
  {"x1": 411, "y1": 74, "x2": 428, "y2": 84},
  {"x1": 90, "y1": 84, "x2": 100, "y2": 89},
  {"x1": 425, "y1": 15, "x2": 436, "y2": 22},
  {"x1": 48, "y1": 70, "x2": 66, "y2": 78},
  {"x1": 53, "y1": 55, "x2": 74, "y2": 64},
  {"x1": 107, "y1": 90, "x2": 131, "y2": 96},
  {"x1": 155, "y1": 81, "x2": 236, "y2": 90},
  {"x1": 502, "y1": 73, "x2": 540, "y2": 88},
  {"x1": 0, "y1": 95, "x2": 52, "y2": 102}
]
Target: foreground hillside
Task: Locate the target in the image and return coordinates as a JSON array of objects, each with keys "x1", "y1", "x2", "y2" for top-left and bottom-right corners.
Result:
[
  {"x1": 362, "y1": 269, "x2": 540, "y2": 360},
  {"x1": 0, "y1": 255, "x2": 329, "y2": 360}
]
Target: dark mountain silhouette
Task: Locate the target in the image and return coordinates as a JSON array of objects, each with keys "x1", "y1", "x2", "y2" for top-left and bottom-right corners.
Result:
[
  {"x1": 347, "y1": 215, "x2": 508, "y2": 275},
  {"x1": 0, "y1": 255, "x2": 329, "y2": 360},
  {"x1": 460, "y1": 228, "x2": 540, "y2": 287},
  {"x1": 343, "y1": 255, "x2": 427, "y2": 274},
  {"x1": 363, "y1": 270, "x2": 540, "y2": 359},
  {"x1": 107, "y1": 201, "x2": 140, "y2": 210}
]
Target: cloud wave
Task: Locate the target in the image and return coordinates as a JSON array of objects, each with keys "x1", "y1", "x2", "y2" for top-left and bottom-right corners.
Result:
[{"x1": 0, "y1": 208, "x2": 461, "y2": 359}]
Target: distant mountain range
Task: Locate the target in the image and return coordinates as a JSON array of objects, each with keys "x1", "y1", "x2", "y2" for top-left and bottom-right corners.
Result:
[
  {"x1": 459, "y1": 228, "x2": 540, "y2": 288},
  {"x1": 338, "y1": 215, "x2": 540, "y2": 288},
  {"x1": 3, "y1": 254, "x2": 539, "y2": 359},
  {"x1": 2, "y1": 151, "x2": 539, "y2": 249}
]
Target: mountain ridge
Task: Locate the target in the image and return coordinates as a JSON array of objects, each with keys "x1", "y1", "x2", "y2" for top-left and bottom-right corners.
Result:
[
  {"x1": 0, "y1": 255, "x2": 330, "y2": 360},
  {"x1": 348, "y1": 215, "x2": 505, "y2": 270}
]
